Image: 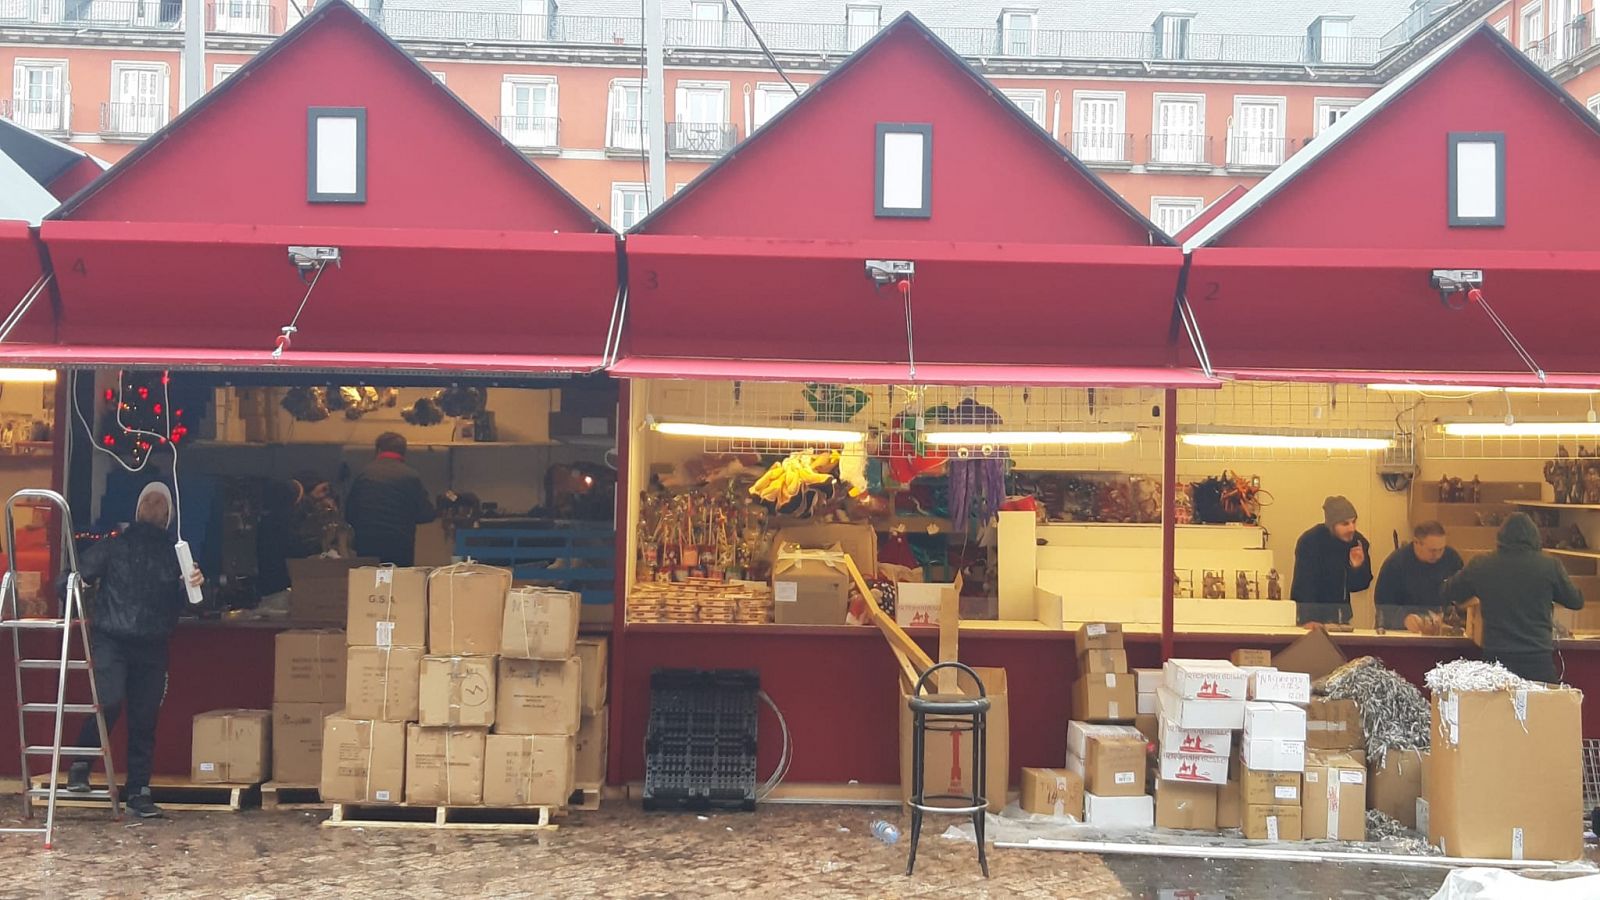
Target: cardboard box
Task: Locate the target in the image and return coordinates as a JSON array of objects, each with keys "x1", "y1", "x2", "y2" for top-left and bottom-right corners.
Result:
[
  {"x1": 320, "y1": 715, "x2": 406, "y2": 804},
  {"x1": 771, "y1": 523, "x2": 877, "y2": 578},
  {"x1": 419, "y1": 655, "x2": 497, "y2": 728},
  {"x1": 1084, "y1": 792, "x2": 1154, "y2": 829},
  {"x1": 428, "y1": 564, "x2": 512, "y2": 655},
  {"x1": 575, "y1": 636, "x2": 608, "y2": 714},
  {"x1": 501, "y1": 587, "x2": 579, "y2": 661},
  {"x1": 344, "y1": 646, "x2": 423, "y2": 722},
  {"x1": 405, "y1": 725, "x2": 487, "y2": 806},
  {"x1": 1159, "y1": 720, "x2": 1231, "y2": 757},
  {"x1": 1272, "y1": 627, "x2": 1347, "y2": 680},
  {"x1": 1163, "y1": 659, "x2": 1249, "y2": 701},
  {"x1": 483, "y1": 733, "x2": 575, "y2": 808},
  {"x1": 1303, "y1": 752, "x2": 1366, "y2": 840},
  {"x1": 1158, "y1": 752, "x2": 1228, "y2": 785},
  {"x1": 1134, "y1": 713, "x2": 1159, "y2": 745},
  {"x1": 271, "y1": 701, "x2": 341, "y2": 785},
  {"x1": 1429, "y1": 687, "x2": 1583, "y2": 861},
  {"x1": 1369, "y1": 748, "x2": 1424, "y2": 829},
  {"x1": 497, "y1": 657, "x2": 583, "y2": 736},
  {"x1": 895, "y1": 581, "x2": 957, "y2": 628},
  {"x1": 1306, "y1": 698, "x2": 1364, "y2": 751},
  {"x1": 1155, "y1": 779, "x2": 1218, "y2": 831},
  {"x1": 1244, "y1": 804, "x2": 1303, "y2": 841},
  {"x1": 345, "y1": 565, "x2": 428, "y2": 648},
  {"x1": 1217, "y1": 779, "x2": 1242, "y2": 828},
  {"x1": 1134, "y1": 668, "x2": 1163, "y2": 694},
  {"x1": 192, "y1": 709, "x2": 271, "y2": 784},
  {"x1": 900, "y1": 667, "x2": 1009, "y2": 814},
  {"x1": 1243, "y1": 702, "x2": 1307, "y2": 741},
  {"x1": 772, "y1": 546, "x2": 852, "y2": 626},
  {"x1": 1075, "y1": 622, "x2": 1124, "y2": 655},
  {"x1": 1137, "y1": 692, "x2": 1158, "y2": 715},
  {"x1": 1157, "y1": 686, "x2": 1244, "y2": 730},
  {"x1": 1075, "y1": 730, "x2": 1148, "y2": 797},
  {"x1": 1020, "y1": 767, "x2": 1084, "y2": 819},
  {"x1": 291, "y1": 557, "x2": 379, "y2": 624},
  {"x1": 575, "y1": 711, "x2": 607, "y2": 787},
  {"x1": 1079, "y1": 648, "x2": 1129, "y2": 675},
  {"x1": 1249, "y1": 670, "x2": 1312, "y2": 706},
  {"x1": 1230, "y1": 649, "x2": 1273, "y2": 668},
  {"x1": 1240, "y1": 738, "x2": 1306, "y2": 773},
  {"x1": 1067, "y1": 721, "x2": 1144, "y2": 760},
  {"x1": 1073, "y1": 674, "x2": 1137, "y2": 723},
  {"x1": 1241, "y1": 765, "x2": 1302, "y2": 805},
  {"x1": 273, "y1": 629, "x2": 347, "y2": 704}
]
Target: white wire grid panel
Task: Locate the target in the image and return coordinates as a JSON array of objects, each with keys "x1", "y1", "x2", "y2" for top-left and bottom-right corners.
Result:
[
  {"x1": 1178, "y1": 381, "x2": 1415, "y2": 467},
  {"x1": 1418, "y1": 389, "x2": 1600, "y2": 461},
  {"x1": 641, "y1": 379, "x2": 1165, "y2": 469}
]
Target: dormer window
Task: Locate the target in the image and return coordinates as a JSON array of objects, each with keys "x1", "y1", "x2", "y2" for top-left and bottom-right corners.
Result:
[
  {"x1": 1153, "y1": 11, "x2": 1195, "y2": 60},
  {"x1": 999, "y1": 9, "x2": 1037, "y2": 56},
  {"x1": 1308, "y1": 15, "x2": 1354, "y2": 63}
]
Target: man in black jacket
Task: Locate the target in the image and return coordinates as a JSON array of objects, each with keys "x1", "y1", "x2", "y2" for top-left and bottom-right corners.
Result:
[
  {"x1": 1374, "y1": 520, "x2": 1465, "y2": 629},
  {"x1": 1290, "y1": 495, "x2": 1373, "y2": 625},
  {"x1": 66, "y1": 483, "x2": 203, "y2": 818},
  {"x1": 345, "y1": 433, "x2": 436, "y2": 567},
  {"x1": 1442, "y1": 512, "x2": 1584, "y2": 682}
]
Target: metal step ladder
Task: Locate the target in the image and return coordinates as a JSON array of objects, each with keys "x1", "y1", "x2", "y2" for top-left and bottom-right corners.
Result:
[{"x1": 0, "y1": 490, "x2": 119, "y2": 847}]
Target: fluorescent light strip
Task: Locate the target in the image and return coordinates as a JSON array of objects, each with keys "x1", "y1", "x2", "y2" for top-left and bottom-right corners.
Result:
[
  {"x1": 0, "y1": 368, "x2": 56, "y2": 383},
  {"x1": 923, "y1": 430, "x2": 1134, "y2": 446},
  {"x1": 650, "y1": 421, "x2": 865, "y2": 444},
  {"x1": 1181, "y1": 432, "x2": 1394, "y2": 452},
  {"x1": 1367, "y1": 383, "x2": 1598, "y2": 395},
  {"x1": 1440, "y1": 421, "x2": 1600, "y2": 438}
]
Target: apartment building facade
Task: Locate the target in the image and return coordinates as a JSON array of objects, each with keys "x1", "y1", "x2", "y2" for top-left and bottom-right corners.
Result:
[{"x1": 2, "y1": 0, "x2": 1594, "y2": 233}]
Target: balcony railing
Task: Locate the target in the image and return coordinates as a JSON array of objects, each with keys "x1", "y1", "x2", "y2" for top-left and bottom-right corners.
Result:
[
  {"x1": 100, "y1": 100, "x2": 167, "y2": 138},
  {"x1": 372, "y1": 8, "x2": 641, "y2": 45},
  {"x1": 1, "y1": 0, "x2": 181, "y2": 29},
  {"x1": 497, "y1": 114, "x2": 560, "y2": 151},
  {"x1": 0, "y1": 97, "x2": 72, "y2": 134},
  {"x1": 1147, "y1": 133, "x2": 1213, "y2": 168},
  {"x1": 1526, "y1": 15, "x2": 1594, "y2": 72},
  {"x1": 1226, "y1": 135, "x2": 1296, "y2": 169},
  {"x1": 1381, "y1": 0, "x2": 1459, "y2": 50},
  {"x1": 607, "y1": 116, "x2": 647, "y2": 153},
  {"x1": 667, "y1": 121, "x2": 737, "y2": 157},
  {"x1": 1067, "y1": 131, "x2": 1134, "y2": 166},
  {"x1": 207, "y1": 1, "x2": 275, "y2": 35}
]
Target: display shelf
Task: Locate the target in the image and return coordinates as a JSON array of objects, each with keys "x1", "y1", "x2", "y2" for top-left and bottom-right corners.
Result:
[
  {"x1": 1511, "y1": 500, "x2": 1600, "y2": 511},
  {"x1": 625, "y1": 620, "x2": 1071, "y2": 641},
  {"x1": 189, "y1": 440, "x2": 547, "y2": 449}
]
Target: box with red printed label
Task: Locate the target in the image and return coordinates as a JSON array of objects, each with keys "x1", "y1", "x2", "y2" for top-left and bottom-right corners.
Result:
[
  {"x1": 1163, "y1": 659, "x2": 1249, "y2": 701},
  {"x1": 1159, "y1": 720, "x2": 1233, "y2": 758},
  {"x1": 1157, "y1": 686, "x2": 1245, "y2": 730},
  {"x1": 1158, "y1": 751, "x2": 1229, "y2": 785}
]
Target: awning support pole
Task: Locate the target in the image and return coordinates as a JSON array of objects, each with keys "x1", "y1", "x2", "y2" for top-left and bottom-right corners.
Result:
[
  {"x1": 1161, "y1": 387, "x2": 1177, "y2": 662},
  {"x1": 1175, "y1": 292, "x2": 1214, "y2": 379},
  {"x1": 0, "y1": 274, "x2": 52, "y2": 346},
  {"x1": 1469, "y1": 287, "x2": 1545, "y2": 383}
]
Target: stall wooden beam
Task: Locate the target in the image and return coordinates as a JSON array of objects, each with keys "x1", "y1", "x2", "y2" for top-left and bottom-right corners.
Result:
[{"x1": 843, "y1": 554, "x2": 934, "y2": 676}]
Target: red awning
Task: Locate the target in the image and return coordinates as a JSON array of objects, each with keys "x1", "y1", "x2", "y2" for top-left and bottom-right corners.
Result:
[
  {"x1": 623, "y1": 235, "x2": 1184, "y2": 371},
  {"x1": 1220, "y1": 368, "x2": 1600, "y2": 389},
  {"x1": 610, "y1": 356, "x2": 1215, "y2": 388},
  {"x1": 40, "y1": 221, "x2": 618, "y2": 361},
  {"x1": 0, "y1": 343, "x2": 601, "y2": 375},
  {"x1": 0, "y1": 220, "x2": 54, "y2": 345}
]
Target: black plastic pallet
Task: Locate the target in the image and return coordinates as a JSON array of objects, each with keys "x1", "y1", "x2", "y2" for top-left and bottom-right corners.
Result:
[{"x1": 643, "y1": 668, "x2": 759, "y2": 811}]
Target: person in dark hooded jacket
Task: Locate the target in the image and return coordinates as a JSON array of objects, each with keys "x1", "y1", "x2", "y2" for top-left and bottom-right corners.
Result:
[
  {"x1": 65, "y1": 483, "x2": 204, "y2": 818},
  {"x1": 1442, "y1": 512, "x2": 1584, "y2": 683}
]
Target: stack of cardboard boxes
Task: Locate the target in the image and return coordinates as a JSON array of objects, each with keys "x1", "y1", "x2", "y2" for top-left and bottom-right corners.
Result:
[
  {"x1": 574, "y1": 635, "x2": 609, "y2": 791},
  {"x1": 1216, "y1": 651, "x2": 1314, "y2": 840},
  {"x1": 269, "y1": 629, "x2": 347, "y2": 785},
  {"x1": 1064, "y1": 624, "x2": 1147, "y2": 827},
  {"x1": 1070, "y1": 623, "x2": 1136, "y2": 725},
  {"x1": 319, "y1": 564, "x2": 593, "y2": 809},
  {"x1": 1153, "y1": 659, "x2": 1243, "y2": 833}
]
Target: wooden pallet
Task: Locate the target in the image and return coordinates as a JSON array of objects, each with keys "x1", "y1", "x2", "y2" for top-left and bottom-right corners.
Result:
[
  {"x1": 32, "y1": 775, "x2": 257, "y2": 812},
  {"x1": 261, "y1": 782, "x2": 328, "y2": 811},
  {"x1": 567, "y1": 784, "x2": 601, "y2": 812},
  {"x1": 323, "y1": 802, "x2": 561, "y2": 831}
]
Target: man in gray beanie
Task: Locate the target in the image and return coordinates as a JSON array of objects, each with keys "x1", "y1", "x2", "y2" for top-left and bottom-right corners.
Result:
[{"x1": 1290, "y1": 495, "x2": 1372, "y2": 625}]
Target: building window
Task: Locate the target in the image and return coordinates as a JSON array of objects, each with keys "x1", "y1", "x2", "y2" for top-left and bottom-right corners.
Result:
[
  {"x1": 1310, "y1": 16, "x2": 1353, "y2": 63},
  {"x1": 999, "y1": 10, "x2": 1037, "y2": 56},
  {"x1": 1152, "y1": 93, "x2": 1205, "y2": 166},
  {"x1": 846, "y1": 4, "x2": 880, "y2": 51},
  {"x1": 1154, "y1": 13, "x2": 1194, "y2": 60},
  {"x1": 607, "y1": 79, "x2": 644, "y2": 152},
  {"x1": 212, "y1": 1, "x2": 274, "y2": 35},
  {"x1": 688, "y1": 0, "x2": 726, "y2": 45},
  {"x1": 875, "y1": 122, "x2": 932, "y2": 218},
  {"x1": 1151, "y1": 196, "x2": 1205, "y2": 236},
  {"x1": 1588, "y1": 93, "x2": 1600, "y2": 117},
  {"x1": 8, "y1": 60, "x2": 69, "y2": 133},
  {"x1": 1492, "y1": 19, "x2": 1510, "y2": 36},
  {"x1": 500, "y1": 76, "x2": 558, "y2": 149},
  {"x1": 212, "y1": 64, "x2": 241, "y2": 89},
  {"x1": 307, "y1": 107, "x2": 367, "y2": 203},
  {"x1": 1313, "y1": 98, "x2": 1360, "y2": 135},
  {"x1": 1448, "y1": 132, "x2": 1505, "y2": 227},
  {"x1": 431, "y1": 71, "x2": 448, "y2": 85},
  {"x1": 753, "y1": 82, "x2": 805, "y2": 130},
  {"x1": 611, "y1": 182, "x2": 649, "y2": 231},
  {"x1": 673, "y1": 81, "x2": 731, "y2": 156},
  {"x1": 1001, "y1": 88, "x2": 1048, "y2": 130},
  {"x1": 1522, "y1": 3, "x2": 1544, "y2": 49},
  {"x1": 1073, "y1": 91, "x2": 1126, "y2": 162},
  {"x1": 1230, "y1": 96, "x2": 1287, "y2": 168},
  {"x1": 106, "y1": 62, "x2": 169, "y2": 137}
]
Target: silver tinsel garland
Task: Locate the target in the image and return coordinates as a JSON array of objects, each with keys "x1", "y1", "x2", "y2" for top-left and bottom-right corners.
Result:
[
  {"x1": 1317, "y1": 656, "x2": 1431, "y2": 764},
  {"x1": 1423, "y1": 659, "x2": 1539, "y2": 694}
]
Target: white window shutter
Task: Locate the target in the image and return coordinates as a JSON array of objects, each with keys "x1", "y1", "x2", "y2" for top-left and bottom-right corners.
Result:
[
  {"x1": 547, "y1": 80, "x2": 559, "y2": 119},
  {"x1": 11, "y1": 65, "x2": 23, "y2": 105},
  {"x1": 500, "y1": 79, "x2": 516, "y2": 119}
]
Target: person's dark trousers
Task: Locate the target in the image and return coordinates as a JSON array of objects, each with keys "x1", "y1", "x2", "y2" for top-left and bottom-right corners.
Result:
[
  {"x1": 74, "y1": 631, "x2": 169, "y2": 791},
  {"x1": 1486, "y1": 649, "x2": 1560, "y2": 684}
]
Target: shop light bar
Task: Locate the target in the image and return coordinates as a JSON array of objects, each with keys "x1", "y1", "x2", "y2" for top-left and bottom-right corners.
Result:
[
  {"x1": 0, "y1": 368, "x2": 56, "y2": 383},
  {"x1": 1180, "y1": 431, "x2": 1394, "y2": 452},
  {"x1": 649, "y1": 420, "x2": 865, "y2": 444},
  {"x1": 1440, "y1": 421, "x2": 1600, "y2": 438},
  {"x1": 922, "y1": 430, "x2": 1134, "y2": 446},
  {"x1": 1366, "y1": 383, "x2": 1598, "y2": 395}
]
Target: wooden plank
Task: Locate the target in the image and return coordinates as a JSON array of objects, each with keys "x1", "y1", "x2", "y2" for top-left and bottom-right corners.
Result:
[
  {"x1": 324, "y1": 803, "x2": 559, "y2": 832},
  {"x1": 842, "y1": 553, "x2": 933, "y2": 674},
  {"x1": 35, "y1": 776, "x2": 253, "y2": 812},
  {"x1": 261, "y1": 781, "x2": 327, "y2": 811},
  {"x1": 935, "y1": 574, "x2": 961, "y2": 693},
  {"x1": 568, "y1": 785, "x2": 601, "y2": 812}
]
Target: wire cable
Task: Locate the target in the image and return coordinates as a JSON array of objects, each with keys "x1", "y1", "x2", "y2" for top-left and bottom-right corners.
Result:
[
  {"x1": 638, "y1": 0, "x2": 651, "y2": 212},
  {"x1": 273, "y1": 260, "x2": 330, "y2": 358},
  {"x1": 727, "y1": 0, "x2": 801, "y2": 97},
  {"x1": 1469, "y1": 288, "x2": 1545, "y2": 383},
  {"x1": 756, "y1": 689, "x2": 792, "y2": 802}
]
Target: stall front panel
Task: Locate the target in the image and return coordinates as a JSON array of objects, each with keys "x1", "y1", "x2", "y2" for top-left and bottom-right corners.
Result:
[{"x1": 0, "y1": 221, "x2": 55, "y2": 346}]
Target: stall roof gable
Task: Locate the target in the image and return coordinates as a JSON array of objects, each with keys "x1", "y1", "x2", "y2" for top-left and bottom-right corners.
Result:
[
  {"x1": 50, "y1": 0, "x2": 609, "y2": 234},
  {"x1": 1184, "y1": 24, "x2": 1600, "y2": 252},
  {"x1": 634, "y1": 12, "x2": 1166, "y2": 246}
]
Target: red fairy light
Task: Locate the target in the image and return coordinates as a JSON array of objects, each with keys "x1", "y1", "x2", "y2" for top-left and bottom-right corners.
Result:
[
  {"x1": 137, "y1": 386, "x2": 150, "y2": 400},
  {"x1": 102, "y1": 389, "x2": 114, "y2": 402},
  {"x1": 152, "y1": 403, "x2": 162, "y2": 415},
  {"x1": 101, "y1": 434, "x2": 116, "y2": 447}
]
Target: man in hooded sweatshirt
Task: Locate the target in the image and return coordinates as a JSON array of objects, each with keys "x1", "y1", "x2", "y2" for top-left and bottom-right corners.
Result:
[
  {"x1": 1290, "y1": 495, "x2": 1373, "y2": 625},
  {"x1": 1442, "y1": 512, "x2": 1584, "y2": 683},
  {"x1": 64, "y1": 483, "x2": 204, "y2": 818}
]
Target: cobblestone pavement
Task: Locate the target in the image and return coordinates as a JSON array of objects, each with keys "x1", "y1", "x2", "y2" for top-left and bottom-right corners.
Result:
[{"x1": 0, "y1": 798, "x2": 1532, "y2": 899}]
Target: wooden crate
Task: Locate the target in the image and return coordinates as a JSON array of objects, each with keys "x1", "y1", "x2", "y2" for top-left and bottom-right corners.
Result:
[
  {"x1": 261, "y1": 781, "x2": 328, "y2": 811},
  {"x1": 324, "y1": 802, "x2": 561, "y2": 832},
  {"x1": 34, "y1": 774, "x2": 257, "y2": 812}
]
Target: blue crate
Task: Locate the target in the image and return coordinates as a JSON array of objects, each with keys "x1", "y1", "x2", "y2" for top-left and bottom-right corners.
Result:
[{"x1": 454, "y1": 521, "x2": 616, "y2": 605}]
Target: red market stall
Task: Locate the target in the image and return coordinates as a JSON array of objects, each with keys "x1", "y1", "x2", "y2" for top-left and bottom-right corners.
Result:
[
  {"x1": 608, "y1": 14, "x2": 1210, "y2": 793},
  {"x1": 1, "y1": 0, "x2": 621, "y2": 780}
]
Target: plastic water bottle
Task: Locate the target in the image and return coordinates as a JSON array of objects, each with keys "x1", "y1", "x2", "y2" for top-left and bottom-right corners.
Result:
[{"x1": 870, "y1": 820, "x2": 901, "y2": 844}]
